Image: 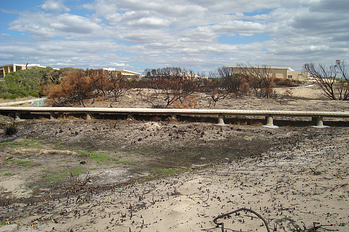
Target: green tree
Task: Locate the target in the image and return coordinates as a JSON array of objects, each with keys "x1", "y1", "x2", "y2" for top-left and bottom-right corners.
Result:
[{"x1": 0, "y1": 67, "x2": 60, "y2": 99}]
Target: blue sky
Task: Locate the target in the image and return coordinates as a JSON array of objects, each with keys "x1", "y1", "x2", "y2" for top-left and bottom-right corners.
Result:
[{"x1": 1, "y1": 0, "x2": 348, "y2": 73}]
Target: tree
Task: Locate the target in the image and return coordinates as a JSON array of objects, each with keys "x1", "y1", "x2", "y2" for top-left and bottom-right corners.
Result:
[
  {"x1": 235, "y1": 63, "x2": 275, "y2": 98},
  {"x1": 303, "y1": 60, "x2": 349, "y2": 100},
  {"x1": 145, "y1": 78, "x2": 184, "y2": 107},
  {"x1": 48, "y1": 70, "x2": 93, "y2": 106},
  {"x1": 41, "y1": 68, "x2": 61, "y2": 86},
  {"x1": 106, "y1": 76, "x2": 128, "y2": 108},
  {"x1": 141, "y1": 67, "x2": 201, "y2": 108},
  {"x1": 200, "y1": 72, "x2": 228, "y2": 107},
  {"x1": 218, "y1": 66, "x2": 249, "y2": 96},
  {"x1": 88, "y1": 69, "x2": 109, "y2": 104},
  {"x1": 0, "y1": 67, "x2": 58, "y2": 99}
]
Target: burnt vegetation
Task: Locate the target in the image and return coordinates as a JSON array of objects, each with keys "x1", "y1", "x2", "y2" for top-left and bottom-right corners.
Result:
[
  {"x1": 303, "y1": 60, "x2": 349, "y2": 100},
  {"x1": 4, "y1": 123, "x2": 18, "y2": 136},
  {"x1": 43, "y1": 65, "x2": 301, "y2": 108}
]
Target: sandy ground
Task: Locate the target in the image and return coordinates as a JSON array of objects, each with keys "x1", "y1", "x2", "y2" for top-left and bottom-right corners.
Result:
[
  {"x1": 1, "y1": 84, "x2": 349, "y2": 232},
  {"x1": 1, "y1": 127, "x2": 349, "y2": 232}
]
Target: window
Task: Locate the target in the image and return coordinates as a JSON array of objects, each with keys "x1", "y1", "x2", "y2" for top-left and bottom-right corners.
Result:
[{"x1": 287, "y1": 75, "x2": 292, "y2": 79}]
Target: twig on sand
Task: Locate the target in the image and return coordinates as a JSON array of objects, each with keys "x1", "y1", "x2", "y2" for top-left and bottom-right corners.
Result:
[{"x1": 213, "y1": 207, "x2": 270, "y2": 232}]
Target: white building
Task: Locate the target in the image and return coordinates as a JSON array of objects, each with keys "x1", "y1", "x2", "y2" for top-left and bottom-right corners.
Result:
[
  {"x1": 227, "y1": 65, "x2": 310, "y2": 80},
  {"x1": 0, "y1": 63, "x2": 46, "y2": 79}
]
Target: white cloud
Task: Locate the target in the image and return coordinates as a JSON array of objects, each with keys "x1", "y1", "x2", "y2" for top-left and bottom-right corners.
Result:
[
  {"x1": 126, "y1": 17, "x2": 170, "y2": 28},
  {"x1": 104, "y1": 11, "x2": 151, "y2": 24},
  {"x1": 1, "y1": 0, "x2": 349, "y2": 72},
  {"x1": 8, "y1": 12, "x2": 103, "y2": 40},
  {"x1": 211, "y1": 21, "x2": 266, "y2": 36},
  {"x1": 41, "y1": 0, "x2": 70, "y2": 12}
]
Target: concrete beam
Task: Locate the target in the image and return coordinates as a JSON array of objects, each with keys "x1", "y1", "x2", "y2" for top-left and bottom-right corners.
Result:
[
  {"x1": 1, "y1": 107, "x2": 348, "y2": 127},
  {"x1": 1, "y1": 107, "x2": 349, "y2": 118}
]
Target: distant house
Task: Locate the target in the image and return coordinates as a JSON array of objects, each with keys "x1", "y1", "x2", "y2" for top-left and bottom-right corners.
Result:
[
  {"x1": 227, "y1": 65, "x2": 310, "y2": 80},
  {"x1": 0, "y1": 63, "x2": 46, "y2": 79},
  {"x1": 286, "y1": 70, "x2": 311, "y2": 80},
  {"x1": 102, "y1": 68, "x2": 141, "y2": 80}
]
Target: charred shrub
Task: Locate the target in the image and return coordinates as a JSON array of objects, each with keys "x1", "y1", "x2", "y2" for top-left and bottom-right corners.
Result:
[{"x1": 5, "y1": 123, "x2": 18, "y2": 136}]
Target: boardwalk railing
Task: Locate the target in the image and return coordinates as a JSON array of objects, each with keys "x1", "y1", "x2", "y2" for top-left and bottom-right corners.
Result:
[{"x1": 1, "y1": 106, "x2": 349, "y2": 128}]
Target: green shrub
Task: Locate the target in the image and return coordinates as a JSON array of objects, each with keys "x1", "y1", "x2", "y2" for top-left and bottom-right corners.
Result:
[{"x1": 0, "y1": 67, "x2": 60, "y2": 99}]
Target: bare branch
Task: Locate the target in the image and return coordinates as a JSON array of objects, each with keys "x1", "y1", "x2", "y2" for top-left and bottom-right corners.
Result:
[{"x1": 304, "y1": 61, "x2": 349, "y2": 100}]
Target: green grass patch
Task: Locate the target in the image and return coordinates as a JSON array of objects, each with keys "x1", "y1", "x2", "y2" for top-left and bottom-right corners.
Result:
[
  {"x1": 46, "y1": 173, "x2": 69, "y2": 182},
  {"x1": 88, "y1": 153, "x2": 112, "y2": 165},
  {"x1": 77, "y1": 151, "x2": 89, "y2": 156},
  {"x1": 116, "y1": 160, "x2": 137, "y2": 165},
  {"x1": 1, "y1": 141, "x2": 21, "y2": 149},
  {"x1": 41, "y1": 170, "x2": 59, "y2": 174},
  {"x1": 5, "y1": 158, "x2": 14, "y2": 163},
  {"x1": 70, "y1": 166, "x2": 85, "y2": 176},
  {"x1": 0, "y1": 139, "x2": 43, "y2": 149},
  {"x1": 4, "y1": 172, "x2": 13, "y2": 176},
  {"x1": 152, "y1": 168, "x2": 187, "y2": 177},
  {"x1": 45, "y1": 167, "x2": 85, "y2": 182},
  {"x1": 90, "y1": 168, "x2": 98, "y2": 170},
  {"x1": 17, "y1": 160, "x2": 31, "y2": 167},
  {"x1": 55, "y1": 142, "x2": 64, "y2": 148}
]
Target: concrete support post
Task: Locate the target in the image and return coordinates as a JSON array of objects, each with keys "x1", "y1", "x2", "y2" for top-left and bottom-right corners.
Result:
[
  {"x1": 316, "y1": 116, "x2": 323, "y2": 127},
  {"x1": 86, "y1": 112, "x2": 92, "y2": 120},
  {"x1": 317, "y1": 117, "x2": 324, "y2": 127},
  {"x1": 216, "y1": 114, "x2": 226, "y2": 126},
  {"x1": 312, "y1": 116, "x2": 328, "y2": 128},
  {"x1": 50, "y1": 112, "x2": 55, "y2": 120},
  {"x1": 127, "y1": 113, "x2": 133, "y2": 121},
  {"x1": 15, "y1": 112, "x2": 21, "y2": 121},
  {"x1": 263, "y1": 115, "x2": 279, "y2": 128},
  {"x1": 171, "y1": 113, "x2": 176, "y2": 120},
  {"x1": 266, "y1": 116, "x2": 274, "y2": 126}
]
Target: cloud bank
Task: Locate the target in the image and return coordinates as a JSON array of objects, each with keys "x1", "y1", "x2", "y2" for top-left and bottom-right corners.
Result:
[{"x1": 1, "y1": 0, "x2": 348, "y2": 72}]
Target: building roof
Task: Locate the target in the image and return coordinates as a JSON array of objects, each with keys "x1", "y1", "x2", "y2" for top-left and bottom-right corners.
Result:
[
  {"x1": 227, "y1": 65, "x2": 294, "y2": 71},
  {"x1": 119, "y1": 70, "x2": 141, "y2": 75},
  {"x1": 102, "y1": 68, "x2": 116, "y2": 71},
  {"x1": 0, "y1": 63, "x2": 46, "y2": 68},
  {"x1": 101, "y1": 68, "x2": 140, "y2": 75}
]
